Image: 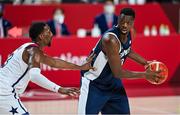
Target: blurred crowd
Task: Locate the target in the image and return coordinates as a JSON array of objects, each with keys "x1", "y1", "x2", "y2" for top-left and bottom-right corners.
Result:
[
  {"x1": 0, "y1": 0, "x2": 179, "y2": 38},
  {"x1": 0, "y1": 0, "x2": 179, "y2": 5}
]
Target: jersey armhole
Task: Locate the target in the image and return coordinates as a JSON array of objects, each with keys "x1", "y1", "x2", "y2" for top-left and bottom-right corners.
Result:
[
  {"x1": 22, "y1": 43, "x2": 39, "y2": 66},
  {"x1": 25, "y1": 44, "x2": 39, "y2": 49},
  {"x1": 104, "y1": 32, "x2": 121, "y2": 53}
]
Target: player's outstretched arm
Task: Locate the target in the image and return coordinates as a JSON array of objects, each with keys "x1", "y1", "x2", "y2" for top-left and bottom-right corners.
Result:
[
  {"x1": 102, "y1": 34, "x2": 161, "y2": 81},
  {"x1": 25, "y1": 48, "x2": 80, "y2": 95},
  {"x1": 41, "y1": 53, "x2": 95, "y2": 70},
  {"x1": 30, "y1": 68, "x2": 61, "y2": 92},
  {"x1": 29, "y1": 67, "x2": 79, "y2": 96},
  {"x1": 25, "y1": 47, "x2": 95, "y2": 70}
]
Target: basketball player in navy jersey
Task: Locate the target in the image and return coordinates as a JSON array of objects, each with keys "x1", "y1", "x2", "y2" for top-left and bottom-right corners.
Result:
[
  {"x1": 0, "y1": 22, "x2": 95, "y2": 114},
  {"x1": 78, "y1": 8, "x2": 162, "y2": 114}
]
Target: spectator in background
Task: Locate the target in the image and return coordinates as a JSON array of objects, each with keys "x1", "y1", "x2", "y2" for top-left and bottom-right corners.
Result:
[
  {"x1": 128, "y1": 0, "x2": 146, "y2": 5},
  {"x1": 0, "y1": 4, "x2": 12, "y2": 38},
  {"x1": 14, "y1": 0, "x2": 61, "y2": 5},
  {"x1": 119, "y1": 0, "x2": 128, "y2": 4},
  {"x1": 94, "y1": 0, "x2": 118, "y2": 35},
  {"x1": 47, "y1": 8, "x2": 70, "y2": 37},
  {"x1": 0, "y1": 0, "x2": 13, "y2": 4},
  {"x1": 146, "y1": 0, "x2": 172, "y2": 3},
  {"x1": 61, "y1": 0, "x2": 85, "y2": 3}
]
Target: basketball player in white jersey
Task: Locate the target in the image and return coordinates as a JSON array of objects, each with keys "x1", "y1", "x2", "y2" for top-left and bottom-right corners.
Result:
[{"x1": 0, "y1": 22, "x2": 95, "y2": 115}]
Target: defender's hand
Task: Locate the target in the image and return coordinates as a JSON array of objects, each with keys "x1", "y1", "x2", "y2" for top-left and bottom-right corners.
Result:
[
  {"x1": 58, "y1": 87, "x2": 80, "y2": 97},
  {"x1": 81, "y1": 53, "x2": 96, "y2": 70}
]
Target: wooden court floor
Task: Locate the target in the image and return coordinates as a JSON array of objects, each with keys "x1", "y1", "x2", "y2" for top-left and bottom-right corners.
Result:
[{"x1": 23, "y1": 96, "x2": 180, "y2": 115}]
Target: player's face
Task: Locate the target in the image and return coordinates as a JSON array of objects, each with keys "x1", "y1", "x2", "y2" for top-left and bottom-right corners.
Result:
[
  {"x1": 119, "y1": 14, "x2": 134, "y2": 35},
  {"x1": 41, "y1": 25, "x2": 53, "y2": 47}
]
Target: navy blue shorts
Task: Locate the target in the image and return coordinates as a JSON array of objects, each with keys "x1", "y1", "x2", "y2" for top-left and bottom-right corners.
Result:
[{"x1": 78, "y1": 77, "x2": 130, "y2": 115}]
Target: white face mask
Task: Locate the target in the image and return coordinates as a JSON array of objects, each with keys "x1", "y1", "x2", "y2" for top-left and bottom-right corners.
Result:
[
  {"x1": 104, "y1": 5, "x2": 115, "y2": 14},
  {"x1": 54, "y1": 14, "x2": 65, "y2": 24}
]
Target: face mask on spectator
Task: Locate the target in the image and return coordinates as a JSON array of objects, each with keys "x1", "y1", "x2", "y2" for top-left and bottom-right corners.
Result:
[
  {"x1": 54, "y1": 14, "x2": 64, "y2": 24},
  {"x1": 104, "y1": 4, "x2": 115, "y2": 14}
]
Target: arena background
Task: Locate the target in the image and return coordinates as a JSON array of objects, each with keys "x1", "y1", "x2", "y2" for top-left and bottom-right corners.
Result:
[{"x1": 0, "y1": 1, "x2": 179, "y2": 114}]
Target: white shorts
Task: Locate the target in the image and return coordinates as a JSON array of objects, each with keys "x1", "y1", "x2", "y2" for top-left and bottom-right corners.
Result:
[{"x1": 0, "y1": 93, "x2": 29, "y2": 115}]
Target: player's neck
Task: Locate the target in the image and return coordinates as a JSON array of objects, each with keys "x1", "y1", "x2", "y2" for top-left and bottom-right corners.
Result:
[
  {"x1": 120, "y1": 34, "x2": 128, "y2": 43},
  {"x1": 34, "y1": 41, "x2": 44, "y2": 50}
]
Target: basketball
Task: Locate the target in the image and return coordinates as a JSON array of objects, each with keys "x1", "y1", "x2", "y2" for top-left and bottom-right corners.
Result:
[{"x1": 147, "y1": 61, "x2": 168, "y2": 85}]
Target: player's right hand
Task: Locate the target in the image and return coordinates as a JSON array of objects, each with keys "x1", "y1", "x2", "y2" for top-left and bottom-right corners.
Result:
[
  {"x1": 58, "y1": 87, "x2": 80, "y2": 97},
  {"x1": 145, "y1": 67, "x2": 163, "y2": 83}
]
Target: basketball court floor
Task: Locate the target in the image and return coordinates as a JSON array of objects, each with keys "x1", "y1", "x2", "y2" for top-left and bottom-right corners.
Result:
[
  {"x1": 21, "y1": 87, "x2": 180, "y2": 115},
  {"x1": 24, "y1": 96, "x2": 180, "y2": 114}
]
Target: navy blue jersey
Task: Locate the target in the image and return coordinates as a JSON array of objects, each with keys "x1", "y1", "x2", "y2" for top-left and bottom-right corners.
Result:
[{"x1": 81, "y1": 26, "x2": 132, "y2": 91}]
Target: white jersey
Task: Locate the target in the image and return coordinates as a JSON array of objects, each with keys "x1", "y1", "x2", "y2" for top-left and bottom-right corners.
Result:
[{"x1": 0, "y1": 42, "x2": 36, "y2": 96}]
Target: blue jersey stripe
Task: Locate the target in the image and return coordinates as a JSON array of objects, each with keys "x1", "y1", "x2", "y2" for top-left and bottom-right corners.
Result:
[
  {"x1": 12, "y1": 67, "x2": 28, "y2": 92},
  {"x1": 17, "y1": 99, "x2": 27, "y2": 113}
]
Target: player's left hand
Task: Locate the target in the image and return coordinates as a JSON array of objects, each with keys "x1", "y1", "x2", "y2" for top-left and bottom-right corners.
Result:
[
  {"x1": 58, "y1": 87, "x2": 80, "y2": 97},
  {"x1": 81, "y1": 53, "x2": 96, "y2": 71}
]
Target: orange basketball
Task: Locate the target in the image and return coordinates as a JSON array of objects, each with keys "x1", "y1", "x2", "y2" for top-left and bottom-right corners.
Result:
[{"x1": 147, "y1": 61, "x2": 168, "y2": 85}]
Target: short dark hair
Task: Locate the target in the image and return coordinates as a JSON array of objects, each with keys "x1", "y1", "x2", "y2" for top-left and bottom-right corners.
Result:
[
  {"x1": 120, "y1": 8, "x2": 135, "y2": 19},
  {"x1": 29, "y1": 22, "x2": 46, "y2": 42},
  {"x1": 53, "y1": 8, "x2": 64, "y2": 15}
]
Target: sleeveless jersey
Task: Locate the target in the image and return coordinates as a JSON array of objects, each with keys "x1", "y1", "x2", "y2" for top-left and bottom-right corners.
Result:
[
  {"x1": 81, "y1": 26, "x2": 132, "y2": 90},
  {"x1": 0, "y1": 42, "x2": 37, "y2": 95}
]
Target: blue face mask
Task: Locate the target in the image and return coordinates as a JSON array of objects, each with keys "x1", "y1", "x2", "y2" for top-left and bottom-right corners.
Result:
[
  {"x1": 104, "y1": 5, "x2": 115, "y2": 14},
  {"x1": 53, "y1": 14, "x2": 64, "y2": 24}
]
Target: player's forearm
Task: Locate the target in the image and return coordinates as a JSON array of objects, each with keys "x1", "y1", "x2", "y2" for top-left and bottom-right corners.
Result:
[
  {"x1": 116, "y1": 69, "x2": 146, "y2": 79},
  {"x1": 29, "y1": 68, "x2": 61, "y2": 92},
  {"x1": 54, "y1": 59, "x2": 82, "y2": 70},
  {"x1": 128, "y1": 50, "x2": 148, "y2": 66}
]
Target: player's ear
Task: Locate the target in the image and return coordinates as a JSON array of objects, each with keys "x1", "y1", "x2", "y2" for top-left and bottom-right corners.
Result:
[{"x1": 38, "y1": 34, "x2": 44, "y2": 40}]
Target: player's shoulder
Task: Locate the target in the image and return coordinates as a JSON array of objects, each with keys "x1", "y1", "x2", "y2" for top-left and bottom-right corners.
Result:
[
  {"x1": 25, "y1": 43, "x2": 39, "y2": 49},
  {"x1": 24, "y1": 43, "x2": 42, "y2": 55},
  {"x1": 102, "y1": 33, "x2": 119, "y2": 46},
  {"x1": 103, "y1": 27, "x2": 119, "y2": 41},
  {"x1": 104, "y1": 26, "x2": 119, "y2": 37}
]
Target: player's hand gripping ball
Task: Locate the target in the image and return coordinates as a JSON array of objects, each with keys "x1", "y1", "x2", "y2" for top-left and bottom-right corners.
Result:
[{"x1": 147, "y1": 61, "x2": 168, "y2": 85}]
